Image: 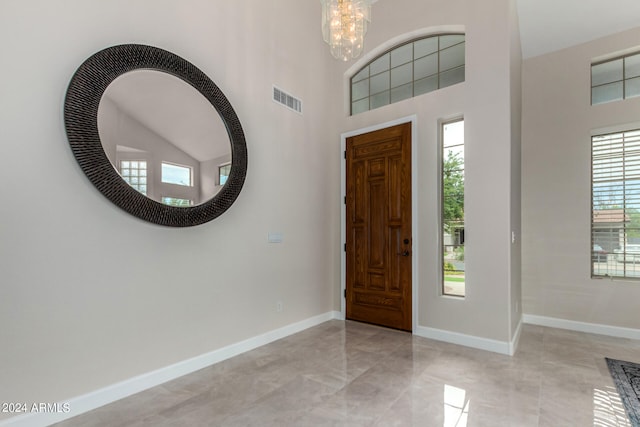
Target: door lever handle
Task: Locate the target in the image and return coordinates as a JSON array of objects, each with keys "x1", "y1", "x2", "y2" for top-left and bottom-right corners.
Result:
[{"x1": 399, "y1": 250, "x2": 410, "y2": 257}]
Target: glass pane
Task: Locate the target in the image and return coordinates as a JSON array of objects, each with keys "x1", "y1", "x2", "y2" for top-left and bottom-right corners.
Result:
[
  {"x1": 414, "y1": 75, "x2": 438, "y2": 96},
  {"x1": 592, "y1": 59, "x2": 623, "y2": 86},
  {"x1": 370, "y1": 71, "x2": 390, "y2": 94},
  {"x1": 592, "y1": 81, "x2": 623, "y2": 105},
  {"x1": 121, "y1": 169, "x2": 130, "y2": 176},
  {"x1": 352, "y1": 98, "x2": 369, "y2": 115},
  {"x1": 440, "y1": 34, "x2": 465, "y2": 49},
  {"x1": 370, "y1": 53, "x2": 390, "y2": 75},
  {"x1": 414, "y1": 53, "x2": 438, "y2": 80},
  {"x1": 352, "y1": 78, "x2": 369, "y2": 101},
  {"x1": 625, "y1": 76, "x2": 640, "y2": 99},
  {"x1": 414, "y1": 37, "x2": 438, "y2": 58},
  {"x1": 139, "y1": 161, "x2": 147, "y2": 168},
  {"x1": 391, "y1": 83, "x2": 413, "y2": 103},
  {"x1": 371, "y1": 91, "x2": 390, "y2": 109},
  {"x1": 121, "y1": 161, "x2": 130, "y2": 168},
  {"x1": 442, "y1": 119, "x2": 465, "y2": 297},
  {"x1": 391, "y1": 62, "x2": 413, "y2": 88},
  {"x1": 444, "y1": 120, "x2": 465, "y2": 149},
  {"x1": 140, "y1": 169, "x2": 147, "y2": 177},
  {"x1": 352, "y1": 65, "x2": 369, "y2": 83},
  {"x1": 161, "y1": 162, "x2": 192, "y2": 186},
  {"x1": 440, "y1": 66, "x2": 465, "y2": 88},
  {"x1": 440, "y1": 43, "x2": 465, "y2": 72},
  {"x1": 391, "y1": 44, "x2": 413, "y2": 67},
  {"x1": 625, "y1": 54, "x2": 640, "y2": 79}
]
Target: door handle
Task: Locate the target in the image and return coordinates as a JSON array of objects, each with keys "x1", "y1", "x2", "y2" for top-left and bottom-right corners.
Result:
[{"x1": 399, "y1": 250, "x2": 410, "y2": 257}]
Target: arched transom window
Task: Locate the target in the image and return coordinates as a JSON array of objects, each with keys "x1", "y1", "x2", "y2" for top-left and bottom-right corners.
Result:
[{"x1": 351, "y1": 34, "x2": 465, "y2": 115}]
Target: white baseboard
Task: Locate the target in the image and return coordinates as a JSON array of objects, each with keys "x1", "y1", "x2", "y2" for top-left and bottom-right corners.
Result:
[
  {"x1": 523, "y1": 314, "x2": 640, "y2": 340},
  {"x1": 414, "y1": 323, "x2": 520, "y2": 356},
  {"x1": 0, "y1": 311, "x2": 342, "y2": 427}
]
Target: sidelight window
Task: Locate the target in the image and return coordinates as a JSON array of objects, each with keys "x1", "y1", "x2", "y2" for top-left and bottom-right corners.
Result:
[{"x1": 441, "y1": 119, "x2": 465, "y2": 296}]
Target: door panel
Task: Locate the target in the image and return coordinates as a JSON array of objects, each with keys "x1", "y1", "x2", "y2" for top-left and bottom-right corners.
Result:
[{"x1": 345, "y1": 122, "x2": 412, "y2": 331}]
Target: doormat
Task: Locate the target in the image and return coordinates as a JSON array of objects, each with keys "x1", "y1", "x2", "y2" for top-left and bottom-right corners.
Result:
[{"x1": 606, "y1": 357, "x2": 640, "y2": 427}]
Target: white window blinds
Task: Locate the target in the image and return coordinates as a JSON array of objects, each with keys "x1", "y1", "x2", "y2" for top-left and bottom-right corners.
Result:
[{"x1": 592, "y1": 129, "x2": 640, "y2": 279}]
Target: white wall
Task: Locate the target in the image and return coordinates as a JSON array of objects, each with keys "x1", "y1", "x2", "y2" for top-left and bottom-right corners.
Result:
[
  {"x1": 338, "y1": 0, "x2": 520, "y2": 346},
  {"x1": 0, "y1": 0, "x2": 341, "y2": 422},
  {"x1": 0, "y1": 0, "x2": 527, "y2": 423},
  {"x1": 522, "y1": 27, "x2": 640, "y2": 329}
]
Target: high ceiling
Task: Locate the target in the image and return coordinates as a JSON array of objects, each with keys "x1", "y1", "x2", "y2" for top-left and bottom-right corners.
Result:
[
  {"x1": 517, "y1": 0, "x2": 640, "y2": 59},
  {"x1": 100, "y1": 0, "x2": 640, "y2": 151}
]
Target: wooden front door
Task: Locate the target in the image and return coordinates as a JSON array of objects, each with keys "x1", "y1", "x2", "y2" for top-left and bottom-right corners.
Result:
[{"x1": 345, "y1": 122, "x2": 412, "y2": 331}]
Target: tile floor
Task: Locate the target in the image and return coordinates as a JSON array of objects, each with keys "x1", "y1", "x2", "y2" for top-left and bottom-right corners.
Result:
[{"x1": 53, "y1": 320, "x2": 640, "y2": 426}]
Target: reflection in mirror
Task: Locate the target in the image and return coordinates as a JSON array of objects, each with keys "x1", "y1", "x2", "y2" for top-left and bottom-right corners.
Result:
[{"x1": 97, "y1": 70, "x2": 232, "y2": 207}]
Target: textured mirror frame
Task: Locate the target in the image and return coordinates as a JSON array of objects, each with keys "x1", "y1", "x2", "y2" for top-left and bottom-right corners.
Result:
[{"x1": 64, "y1": 44, "x2": 247, "y2": 227}]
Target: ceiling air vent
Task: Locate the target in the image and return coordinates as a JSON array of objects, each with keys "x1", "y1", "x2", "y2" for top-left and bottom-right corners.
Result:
[{"x1": 273, "y1": 86, "x2": 302, "y2": 114}]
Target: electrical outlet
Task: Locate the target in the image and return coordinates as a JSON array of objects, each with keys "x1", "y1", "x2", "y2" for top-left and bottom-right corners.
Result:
[{"x1": 276, "y1": 301, "x2": 283, "y2": 312}]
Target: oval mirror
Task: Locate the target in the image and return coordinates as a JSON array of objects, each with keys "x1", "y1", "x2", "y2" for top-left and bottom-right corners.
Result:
[{"x1": 64, "y1": 44, "x2": 247, "y2": 226}]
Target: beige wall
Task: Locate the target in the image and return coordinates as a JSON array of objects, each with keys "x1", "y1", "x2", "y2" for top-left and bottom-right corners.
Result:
[
  {"x1": 509, "y1": 0, "x2": 523, "y2": 339},
  {"x1": 522, "y1": 27, "x2": 640, "y2": 329},
  {"x1": 0, "y1": 0, "x2": 526, "y2": 422},
  {"x1": 0, "y1": 0, "x2": 341, "y2": 419}
]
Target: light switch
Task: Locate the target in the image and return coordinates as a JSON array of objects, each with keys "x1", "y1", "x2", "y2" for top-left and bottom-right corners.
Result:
[{"x1": 268, "y1": 232, "x2": 283, "y2": 243}]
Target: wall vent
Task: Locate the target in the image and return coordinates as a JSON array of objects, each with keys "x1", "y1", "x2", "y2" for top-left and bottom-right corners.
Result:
[{"x1": 273, "y1": 86, "x2": 302, "y2": 114}]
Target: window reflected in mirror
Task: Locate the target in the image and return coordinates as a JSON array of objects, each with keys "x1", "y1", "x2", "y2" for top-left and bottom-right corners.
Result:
[
  {"x1": 162, "y1": 162, "x2": 193, "y2": 186},
  {"x1": 120, "y1": 160, "x2": 148, "y2": 195},
  {"x1": 162, "y1": 197, "x2": 193, "y2": 207},
  {"x1": 219, "y1": 163, "x2": 231, "y2": 186}
]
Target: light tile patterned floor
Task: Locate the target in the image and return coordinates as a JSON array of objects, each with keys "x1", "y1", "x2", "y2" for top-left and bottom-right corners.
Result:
[{"x1": 53, "y1": 320, "x2": 640, "y2": 426}]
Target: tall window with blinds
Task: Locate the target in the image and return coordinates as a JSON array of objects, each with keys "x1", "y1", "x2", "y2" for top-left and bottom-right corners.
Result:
[{"x1": 592, "y1": 129, "x2": 640, "y2": 279}]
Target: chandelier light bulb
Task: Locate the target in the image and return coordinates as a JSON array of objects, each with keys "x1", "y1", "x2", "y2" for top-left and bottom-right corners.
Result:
[{"x1": 321, "y1": 0, "x2": 372, "y2": 61}]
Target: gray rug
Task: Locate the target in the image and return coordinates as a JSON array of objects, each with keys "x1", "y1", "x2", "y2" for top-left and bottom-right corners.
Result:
[{"x1": 606, "y1": 357, "x2": 640, "y2": 427}]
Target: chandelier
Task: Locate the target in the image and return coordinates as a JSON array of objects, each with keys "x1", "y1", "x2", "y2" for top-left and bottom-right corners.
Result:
[{"x1": 321, "y1": 0, "x2": 372, "y2": 61}]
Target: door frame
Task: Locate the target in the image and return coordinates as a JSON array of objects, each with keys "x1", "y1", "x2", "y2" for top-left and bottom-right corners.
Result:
[{"x1": 340, "y1": 115, "x2": 418, "y2": 332}]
